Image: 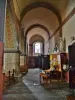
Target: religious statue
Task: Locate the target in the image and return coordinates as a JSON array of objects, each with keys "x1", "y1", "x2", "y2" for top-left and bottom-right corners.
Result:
[{"x1": 53, "y1": 44, "x2": 59, "y2": 53}]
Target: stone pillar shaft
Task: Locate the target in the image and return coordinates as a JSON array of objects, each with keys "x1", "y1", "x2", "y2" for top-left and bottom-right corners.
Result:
[
  {"x1": 20, "y1": 54, "x2": 28, "y2": 73},
  {"x1": 0, "y1": 0, "x2": 6, "y2": 99}
]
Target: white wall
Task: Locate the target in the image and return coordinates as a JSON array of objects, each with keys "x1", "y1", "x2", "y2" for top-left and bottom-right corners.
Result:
[
  {"x1": 62, "y1": 0, "x2": 75, "y2": 52},
  {"x1": 13, "y1": 0, "x2": 20, "y2": 20}
]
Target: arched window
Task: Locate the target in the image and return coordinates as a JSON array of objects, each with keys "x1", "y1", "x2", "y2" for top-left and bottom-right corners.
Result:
[
  {"x1": 33, "y1": 42, "x2": 43, "y2": 56},
  {"x1": 35, "y1": 42, "x2": 41, "y2": 53}
]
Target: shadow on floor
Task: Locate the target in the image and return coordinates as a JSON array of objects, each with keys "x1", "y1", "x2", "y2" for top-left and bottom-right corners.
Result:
[{"x1": 3, "y1": 82, "x2": 38, "y2": 100}]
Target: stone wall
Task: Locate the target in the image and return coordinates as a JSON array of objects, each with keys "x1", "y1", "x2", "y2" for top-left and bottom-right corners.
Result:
[{"x1": 3, "y1": 51, "x2": 20, "y2": 75}]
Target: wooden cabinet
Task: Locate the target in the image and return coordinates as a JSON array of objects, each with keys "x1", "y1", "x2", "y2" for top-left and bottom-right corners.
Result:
[{"x1": 39, "y1": 55, "x2": 50, "y2": 70}]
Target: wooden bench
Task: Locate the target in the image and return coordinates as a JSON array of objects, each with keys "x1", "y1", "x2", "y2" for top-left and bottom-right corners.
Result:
[{"x1": 3, "y1": 69, "x2": 15, "y2": 91}]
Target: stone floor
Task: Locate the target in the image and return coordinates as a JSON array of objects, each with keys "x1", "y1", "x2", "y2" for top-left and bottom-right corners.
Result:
[{"x1": 3, "y1": 68, "x2": 73, "y2": 100}]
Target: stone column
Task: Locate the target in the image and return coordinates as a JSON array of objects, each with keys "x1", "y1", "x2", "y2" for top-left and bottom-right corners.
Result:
[
  {"x1": 0, "y1": 0, "x2": 6, "y2": 99},
  {"x1": 29, "y1": 44, "x2": 33, "y2": 56},
  {"x1": 24, "y1": 36, "x2": 26, "y2": 55}
]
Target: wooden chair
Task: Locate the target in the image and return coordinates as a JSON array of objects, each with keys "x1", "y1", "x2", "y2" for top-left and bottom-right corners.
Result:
[
  {"x1": 9, "y1": 69, "x2": 15, "y2": 85},
  {"x1": 40, "y1": 72, "x2": 50, "y2": 83},
  {"x1": 3, "y1": 71, "x2": 10, "y2": 91},
  {"x1": 40, "y1": 70, "x2": 61, "y2": 83},
  {"x1": 67, "y1": 95, "x2": 75, "y2": 100},
  {"x1": 3, "y1": 69, "x2": 15, "y2": 91},
  {"x1": 40, "y1": 65, "x2": 61, "y2": 84}
]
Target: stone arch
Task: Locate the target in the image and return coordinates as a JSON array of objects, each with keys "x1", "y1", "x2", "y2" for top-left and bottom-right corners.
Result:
[
  {"x1": 29, "y1": 34, "x2": 44, "y2": 44},
  {"x1": 29, "y1": 35, "x2": 44, "y2": 56},
  {"x1": 25, "y1": 23, "x2": 50, "y2": 38},
  {"x1": 25, "y1": 24, "x2": 50, "y2": 55},
  {"x1": 21, "y1": 2, "x2": 62, "y2": 36}
]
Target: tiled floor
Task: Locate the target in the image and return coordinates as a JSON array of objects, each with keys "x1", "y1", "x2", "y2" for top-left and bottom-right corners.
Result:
[{"x1": 3, "y1": 68, "x2": 73, "y2": 100}]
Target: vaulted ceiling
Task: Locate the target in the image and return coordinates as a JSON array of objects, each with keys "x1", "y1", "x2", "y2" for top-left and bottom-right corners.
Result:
[
  {"x1": 16, "y1": 0, "x2": 68, "y2": 14},
  {"x1": 12, "y1": 0, "x2": 69, "y2": 39},
  {"x1": 13, "y1": 0, "x2": 69, "y2": 39},
  {"x1": 13, "y1": 0, "x2": 68, "y2": 20}
]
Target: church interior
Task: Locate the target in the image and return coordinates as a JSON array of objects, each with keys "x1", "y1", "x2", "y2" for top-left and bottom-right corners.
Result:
[{"x1": 0, "y1": 0, "x2": 75, "y2": 100}]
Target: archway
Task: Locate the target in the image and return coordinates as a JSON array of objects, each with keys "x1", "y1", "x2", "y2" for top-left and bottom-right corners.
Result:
[
  {"x1": 21, "y1": 2, "x2": 62, "y2": 25},
  {"x1": 25, "y1": 24, "x2": 50, "y2": 55},
  {"x1": 29, "y1": 34, "x2": 44, "y2": 56},
  {"x1": 21, "y1": 2, "x2": 62, "y2": 36}
]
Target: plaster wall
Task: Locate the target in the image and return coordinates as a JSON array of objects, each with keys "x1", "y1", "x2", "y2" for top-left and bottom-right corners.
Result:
[
  {"x1": 62, "y1": 0, "x2": 75, "y2": 52},
  {"x1": 13, "y1": 0, "x2": 20, "y2": 20},
  {"x1": 49, "y1": 36, "x2": 55, "y2": 53}
]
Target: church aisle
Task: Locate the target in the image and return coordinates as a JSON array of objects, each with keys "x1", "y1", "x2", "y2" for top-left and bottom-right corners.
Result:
[{"x1": 3, "y1": 68, "x2": 72, "y2": 100}]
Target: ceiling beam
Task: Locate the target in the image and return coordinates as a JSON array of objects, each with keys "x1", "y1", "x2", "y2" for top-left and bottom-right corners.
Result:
[{"x1": 45, "y1": 7, "x2": 75, "y2": 43}]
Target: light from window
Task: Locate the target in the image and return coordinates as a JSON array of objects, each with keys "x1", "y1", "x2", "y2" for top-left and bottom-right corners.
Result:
[{"x1": 35, "y1": 43, "x2": 41, "y2": 53}]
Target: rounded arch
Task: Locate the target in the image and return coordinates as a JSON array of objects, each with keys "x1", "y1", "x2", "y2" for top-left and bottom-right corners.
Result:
[
  {"x1": 25, "y1": 23, "x2": 50, "y2": 38},
  {"x1": 21, "y1": 2, "x2": 62, "y2": 24},
  {"x1": 21, "y1": 2, "x2": 62, "y2": 36},
  {"x1": 29, "y1": 34, "x2": 44, "y2": 44},
  {"x1": 69, "y1": 40, "x2": 75, "y2": 45},
  {"x1": 29, "y1": 35, "x2": 44, "y2": 56},
  {"x1": 24, "y1": 25, "x2": 49, "y2": 55}
]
